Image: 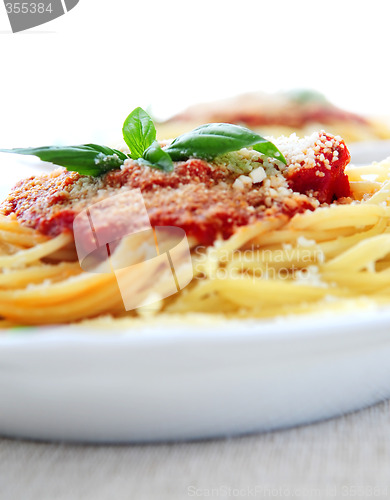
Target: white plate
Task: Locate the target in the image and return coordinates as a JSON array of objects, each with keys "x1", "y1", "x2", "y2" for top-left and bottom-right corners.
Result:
[
  {"x1": 349, "y1": 140, "x2": 390, "y2": 165},
  {"x1": 1, "y1": 308, "x2": 390, "y2": 443},
  {"x1": 1, "y1": 153, "x2": 390, "y2": 443}
]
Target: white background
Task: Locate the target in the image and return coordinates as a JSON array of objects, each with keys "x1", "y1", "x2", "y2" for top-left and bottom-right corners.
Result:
[{"x1": 0, "y1": 0, "x2": 389, "y2": 147}]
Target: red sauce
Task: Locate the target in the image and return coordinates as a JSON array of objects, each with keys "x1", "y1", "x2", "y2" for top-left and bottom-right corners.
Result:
[
  {"x1": 286, "y1": 133, "x2": 351, "y2": 204},
  {"x1": 104, "y1": 160, "x2": 317, "y2": 245},
  {"x1": 0, "y1": 134, "x2": 351, "y2": 247},
  {"x1": 224, "y1": 107, "x2": 367, "y2": 129}
]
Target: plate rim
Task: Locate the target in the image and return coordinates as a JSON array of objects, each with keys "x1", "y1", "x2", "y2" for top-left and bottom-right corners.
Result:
[{"x1": 1, "y1": 306, "x2": 390, "y2": 348}]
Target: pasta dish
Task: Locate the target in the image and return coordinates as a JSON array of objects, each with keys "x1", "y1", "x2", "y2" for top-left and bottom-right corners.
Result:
[
  {"x1": 159, "y1": 90, "x2": 390, "y2": 144},
  {"x1": 1, "y1": 109, "x2": 390, "y2": 327}
]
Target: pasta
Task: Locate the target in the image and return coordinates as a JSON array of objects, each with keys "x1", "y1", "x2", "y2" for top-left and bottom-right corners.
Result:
[
  {"x1": 1, "y1": 155, "x2": 390, "y2": 328},
  {"x1": 158, "y1": 90, "x2": 390, "y2": 144}
]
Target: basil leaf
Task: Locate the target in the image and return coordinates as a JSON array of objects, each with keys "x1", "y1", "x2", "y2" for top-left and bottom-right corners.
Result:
[
  {"x1": 164, "y1": 123, "x2": 286, "y2": 164},
  {"x1": 142, "y1": 141, "x2": 174, "y2": 172},
  {"x1": 287, "y1": 89, "x2": 328, "y2": 104},
  {"x1": 83, "y1": 144, "x2": 128, "y2": 161},
  {"x1": 252, "y1": 142, "x2": 286, "y2": 164},
  {"x1": 122, "y1": 107, "x2": 156, "y2": 160},
  {"x1": 0, "y1": 144, "x2": 128, "y2": 176}
]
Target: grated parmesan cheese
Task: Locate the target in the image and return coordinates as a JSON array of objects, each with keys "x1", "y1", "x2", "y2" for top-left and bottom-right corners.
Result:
[{"x1": 249, "y1": 167, "x2": 267, "y2": 184}]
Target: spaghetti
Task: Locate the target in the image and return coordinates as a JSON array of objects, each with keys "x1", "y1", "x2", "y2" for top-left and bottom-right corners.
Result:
[{"x1": 1, "y1": 132, "x2": 390, "y2": 327}]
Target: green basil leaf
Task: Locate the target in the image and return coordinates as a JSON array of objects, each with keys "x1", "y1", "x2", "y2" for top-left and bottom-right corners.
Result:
[
  {"x1": 0, "y1": 144, "x2": 128, "y2": 176},
  {"x1": 287, "y1": 89, "x2": 328, "y2": 104},
  {"x1": 83, "y1": 144, "x2": 128, "y2": 161},
  {"x1": 142, "y1": 141, "x2": 174, "y2": 172},
  {"x1": 122, "y1": 107, "x2": 156, "y2": 160},
  {"x1": 252, "y1": 142, "x2": 286, "y2": 164},
  {"x1": 164, "y1": 123, "x2": 286, "y2": 164}
]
